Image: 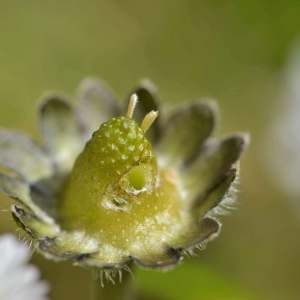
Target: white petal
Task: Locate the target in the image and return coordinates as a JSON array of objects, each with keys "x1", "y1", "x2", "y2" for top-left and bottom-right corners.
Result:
[
  {"x1": 265, "y1": 42, "x2": 300, "y2": 200},
  {"x1": 0, "y1": 235, "x2": 30, "y2": 274},
  {"x1": 0, "y1": 234, "x2": 49, "y2": 300}
]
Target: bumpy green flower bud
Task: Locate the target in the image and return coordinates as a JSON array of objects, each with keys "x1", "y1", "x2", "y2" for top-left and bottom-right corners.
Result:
[{"x1": 0, "y1": 78, "x2": 249, "y2": 272}]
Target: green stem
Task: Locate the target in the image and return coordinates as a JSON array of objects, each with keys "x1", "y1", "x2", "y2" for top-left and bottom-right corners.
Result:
[{"x1": 91, "y1": 268, "x2": 136, "y2": 300}]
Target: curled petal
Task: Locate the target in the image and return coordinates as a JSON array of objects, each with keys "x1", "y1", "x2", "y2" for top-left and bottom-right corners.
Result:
[
  {"x1": 193, "y1": 168, "x2": 237, "y2": 218},
  {"x1": 37, "y1": 237, "x2": 79, "y2": 261},
  {"x1": 183, "y1": 133, "x2": 249, "y2": 201},
  {"x1": 0, "y1": 173, "x2": 31, "y2": 208},
  {"x1": 127, "y1": 79, "x2": 161, "y2": 143},
  {"x1": 39, "y1": 95, "x2": 84, "y2": 172},
  {"x1": 0, "y1": 130, "x2": 53, "y2": 182},
  {"x1": 0, "y1": 174, "x2": 53, "y2": 223},
  {"x1": 76, "y1": 251, "x2": 131, "y2": 269},
  {"x1": 132, "y1": 247, "x2": 182, "y2": 271},
  {"x1": 37, "y1": 231, "x2": 99, "y2": 261},
  {"x1": 12, "y1": 205, "x2": 60, "y2": 239},
  {"x1": 172, "y1": 218, "x2": 221, "y2": 252},
  {"x1": 157, "y1": 101, "x2": 217, "y2": 168},
  {"x1": 29, "y1": 176, "x2": 63, "y2": 217},
  {"x1": 76, "y1": 78, "x2": 121, "y2": 139}
]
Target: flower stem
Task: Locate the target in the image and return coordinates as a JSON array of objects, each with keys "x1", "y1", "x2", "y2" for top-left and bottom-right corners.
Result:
[{"x1": 91, "y1": 268, "x2": 136, "y2": 300}]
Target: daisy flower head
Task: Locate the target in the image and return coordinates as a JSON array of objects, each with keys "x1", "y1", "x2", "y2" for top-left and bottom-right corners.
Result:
[{"x1": 0, "y1": 78, "x2": 249, "y2": 274}]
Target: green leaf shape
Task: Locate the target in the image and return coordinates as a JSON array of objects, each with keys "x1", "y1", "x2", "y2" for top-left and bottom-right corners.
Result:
[
  {"x1": 183, "y1": 134, "x2": 249, "y2": 202},
  {"x1": 11, "y1": 205, "x2": 59, "y2": 238},
  {"x1": 127, "y1": 79, "x2": 161, "y2": 143},
  {"x1": 76, "y1": 78, "x2": 121, "y2": 139},
  {"x1": 157, "y1": 101, "x2": 217, "y2": 168},
  {"x1": 39, "y1": 95, "x2": 84, "y2": 172},
  {"x1": 171, "y1": 217, "x2": 220, "y2": 252},
  {"x1": 0, "y1": 130, "x2": 53, "y2": 182}
]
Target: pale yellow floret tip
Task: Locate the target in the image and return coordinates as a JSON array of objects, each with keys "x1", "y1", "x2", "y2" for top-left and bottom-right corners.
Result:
[
  {"x1": 141, "y1": 110, "x2": 159, "y2": 132},
  {"x1": 126, "y1": 94, "x2": 158, "y2": 132},
  {"x1": 127, "y1": 94, "x2": 138, "y2": 118}
]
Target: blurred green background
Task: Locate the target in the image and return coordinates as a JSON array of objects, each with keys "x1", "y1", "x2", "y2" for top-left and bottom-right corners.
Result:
[{"x1": 0, "y1": 1, "x2": 300, "y2": 299}]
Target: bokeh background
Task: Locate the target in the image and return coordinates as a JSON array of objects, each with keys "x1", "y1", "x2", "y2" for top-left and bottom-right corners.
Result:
[{"x1": 0, "y1": 1, "x2": 300, "y2": 299}]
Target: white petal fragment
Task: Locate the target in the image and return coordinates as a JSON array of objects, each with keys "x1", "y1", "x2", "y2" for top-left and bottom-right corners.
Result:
[{"x1": 0, "y1": 234, "x2": 49, "y2": 300}]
